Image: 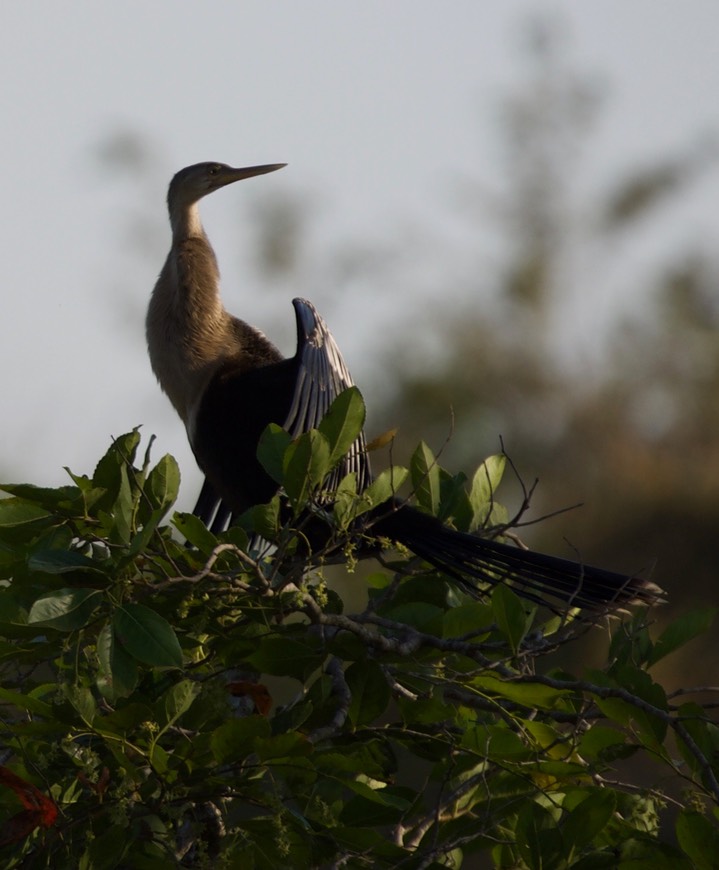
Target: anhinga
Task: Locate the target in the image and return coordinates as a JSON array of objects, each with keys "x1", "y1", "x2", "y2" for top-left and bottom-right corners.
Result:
[{"x1": 146, "y1": 161, "x2": 663, "y2": 611}]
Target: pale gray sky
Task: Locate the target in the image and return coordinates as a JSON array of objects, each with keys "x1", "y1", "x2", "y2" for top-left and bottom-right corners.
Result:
[{"x1": 1, "y1": 2, "x2": 717, "y2": 507}]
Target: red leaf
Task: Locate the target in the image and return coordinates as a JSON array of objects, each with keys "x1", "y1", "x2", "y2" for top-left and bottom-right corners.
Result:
[
  {"x1": 227, "y1": 680, "x2": 273, "y2": 716},
  {"x1": 0, "y1": 766, "x2": 57, "y2": 845}
]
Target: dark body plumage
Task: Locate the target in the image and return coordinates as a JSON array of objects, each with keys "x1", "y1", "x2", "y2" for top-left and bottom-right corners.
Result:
[{"x1": 147, "y1": 161, "x2": 664, "y2": 612}]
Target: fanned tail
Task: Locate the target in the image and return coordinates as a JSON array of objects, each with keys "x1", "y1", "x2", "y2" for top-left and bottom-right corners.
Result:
[
  {"x1": 376, "y1": 507, "x2": 664, "y2": 611},
  {"x1": 192, "y1": 477, "x2": 664, "y2": 611}
]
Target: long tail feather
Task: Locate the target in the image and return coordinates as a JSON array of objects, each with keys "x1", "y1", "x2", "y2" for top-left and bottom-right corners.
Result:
[{"x1": 376, "y1": 507, "x2": 664, "y2": 611}]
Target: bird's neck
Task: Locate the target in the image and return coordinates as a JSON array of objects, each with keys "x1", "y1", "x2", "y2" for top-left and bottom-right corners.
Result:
[
  {"x1": 169, "y1": 200, "x2": 204, "y2": 239},
  {"x1": 147, "y1": 208, "x2": 238, "y2": 428}
]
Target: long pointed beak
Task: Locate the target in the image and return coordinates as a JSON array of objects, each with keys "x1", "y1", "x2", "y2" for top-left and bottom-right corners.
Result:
[{"x1": 222, "y1": 163, "x2": 287, "y2": 185}]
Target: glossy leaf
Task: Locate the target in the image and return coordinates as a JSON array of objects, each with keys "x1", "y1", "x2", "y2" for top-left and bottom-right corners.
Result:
[
  {"x1": 211, "y1": 717, "x2": 271, "y2": 764},
  {"x1": 318, "y1": 386, "x2": 366, "y2": 469},
  {"x1": 515, "y1": 801, "x2": 563, "y2": 869},
  {"x1": 0, "y1": 483, "x2": 81, "y2": 512},
  {"x1": 92, "y1": 430, "x2": 141, "y2": 509},
  {"x1": 145, "y1": 454, "x2": 180, "y2": 516},
  {"x1": 27, "y1": 588, "x2": 103, "y2": 631},
  {"x1": 257, "y1": 423, "x2": 292, "y2": 484},
  {"x1": 27, "y1": 548, "x2": 107, "y2": 577},
  {"x1": 248, "y1": 636, "x2": 324, "y2": 681},
  {"x1": 562, "y1": 790, "x2": 617, "y2": 853},
  {"x1": 359, "y1": 466, "x2": 408, "y2": 512},
  {"x1": 648, "y1": 607, "x2": 716, "y2": 666},
  {"x1": 469, "y1": 454, "x2": 506, "y2": 530},
  {"x1": 676, "y1": 810, "x2": 719, "y2": 870},
  {"x1": 332, "y1": 472, "x2": 359, "y2": 528},
  {"x1": 0, "y1": 688, "x2": 52, "y2": 718},
  {"x1": 113, "y1": 603, "x2": 183, "y2": 669},
  {"x1": 438, "y1": 468, "x2": 470, "y2": 524},
  {"x1": 173, "y1": 511, "x2": 219, "y2": 554},
  {"x1": 283, "y1": 430, "x2": 331, "y2": 505},
  {"x1": 442, "y1": 601, "x2": 494, "y2": 638},
  {"x1": 492, "y1": 583, "x2": 532, "y2": 653},
  {"x1": 251, "y1": 494, "x2": 282, "y2": 539},
  {"x1": 346, "y1": 660, "x2": 391, "y2": 726},
  {"x1": 0, "y1": 499, "x2": 52, "y2": 529},
  {"x1": 410, "y1": 441, "x2": 441, "y2": 515},
  {"x1": 97, "y1": 621, "x2": 138, "y2": 699},
  {"x1": 470, "y1": 673, "x2": 571, "y2": 710},
  {"x1": 158, "y1": 679, "x2": 200, "y2": 729}
]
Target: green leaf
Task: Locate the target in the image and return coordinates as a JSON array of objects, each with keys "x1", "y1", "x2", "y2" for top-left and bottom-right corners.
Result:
[
  {"x1": 0, "y1": 686, "x2": 53, "y2": 717},
  {"x1": 590, "y1": 667, "x2": 668, "y2": 751},
  {"x1": 330, "y1": 827, "x2": 406, "y2": 862},
  {"x1": 438, "y1": 468, "x2": 469, "y2": 524},
  {"x1": 318, "y1": 387, "x2": 366, "y2": 469},
  {"x1": 332, "y1": 472, "x2": 359, "y2": 528},
  {"x1": 81, "y1": 824, "x2": 131, "y2": 868},
  {"x1": 145, "y1": 454, "x2": 180, "y2": 516},
  {"x1": 443, "y1": 602, "x2": 494, "y2": 638},
  {"x1": 492, "y1": 583, "x2": 533, "y2": 653},
  {"x1": 515, "y1": 800, "x2": 563, "y2": 870},
  {"x1": 98, "y1": 701, "x2": 154, "y2": 736},
  {"x1": 65, "y1": 684, "x2": 97, "y2": 727},
  {"x1": 470, "y1": 673, "x2": 570, "y2": 710},
  {"x1": 91, "y1": 430, "x2": 142, "y2": 518},
  {"x1": 157, "y1": 679, "x2": 200, "y2": 729},
  {"x1": 0, "y1": 498, "x2": 52, "y2": 528},
  {"x1": 359, "y1": 466, "x2": 409, "y2": 513},
  {"x1": 97, "y1": 622, "x2": 138, "y2": 699},
  {"x1": 673, "y1": 702, "x2": 719, "y2": 777},
  {"x1": 28, "y1": 548, "x2": 108, "y2": 578},
  {"x1": 342, "y1": 781, "x2": 410, "y2": 811},
  {"x1": 251, "y1": 494, "x2": 282, "y2": 540},
  {"x1": 469, "y1": 454, "x2": 506, "y2": 530},
  {"x1": 248, "y1": 636, "x2": 324, "y2": 681},
  {"x1": 0, "y1": 483, "x2": 82, "y2": 512},
  {"x1": 93, "y1": 430, "x2": 141, "y2": 491},
  {"x1": 676, "y1": 810, "x2": 719, "y2": 870},
  {"x1": 410, "y1": 441, "x2": 441, "y2": 515},
  {"x1": 257, "y1": 423, "x2": 292, "y2": 484},
  {"x1": 577, "y1": 725, "x2": 628, "y2": 761},
  {"x1": 210, "y1": 716, "x2": 271, "y2": 763},
  {"x1": 464, "y1": 721, "x2": 519, "y2": 759},
  {"x1": 28, "y1": 588, "x2": 103, "y2": 631},
  {"x1": 562, "y1": 790, "x2": 617, "y2": 853},
  {"x1": 648, "y1": 608, "x2": 717, "y2": 666},
  {"x1": 173, "y1": 511, "x2": 219, "y2": 554},
  {"x1": 283, "y1": 430, "x2": 331, "y2": 505},
  {"x1": 609, "y1": 613, "x2": 654, "y2": 667},
  {"x1": 398, "y1": 692, "x2": 456, "y2": 728},
  {"x1": 254, "y1": 732, "x2": 311, "y2": 761},
  {"x1": 346, "y1": 660, "x2": 391, "y2": 726},
  {"x1": 112, "y1": 463, "x2": 134, "y2": 544},
  {"x1": 385, "y1": 602, "x2": 444, "y2": 632},
  {"x1": 113, "y1": 603, "x2": 183, "y2": 668},
  {"x1": 124, "y1": 509, "x2": 164, "y2": 561}
]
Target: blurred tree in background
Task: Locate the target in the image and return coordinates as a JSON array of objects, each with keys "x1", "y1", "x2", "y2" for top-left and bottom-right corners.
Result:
[{"x1": 337, "y1": 24, "x2": 718, "y2": 676}]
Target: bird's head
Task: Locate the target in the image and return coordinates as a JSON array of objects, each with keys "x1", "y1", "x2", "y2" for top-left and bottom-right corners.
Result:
[{"x1": 167, "y1": 161, "x2": 286, "y2": 211}]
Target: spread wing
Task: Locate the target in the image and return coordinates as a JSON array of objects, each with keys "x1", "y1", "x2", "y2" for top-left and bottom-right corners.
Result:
[
  {"x1": 285, "y1": 298, "x2": 371, "y2": 494},
  {"x1": 192, "y1": 297, "x2": 370, "y2": 533}
]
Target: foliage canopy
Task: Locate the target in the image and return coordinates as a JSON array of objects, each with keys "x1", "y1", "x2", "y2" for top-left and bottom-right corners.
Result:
[{"x1": 0, "y1": 394, "x2": 717, "y2": 868}]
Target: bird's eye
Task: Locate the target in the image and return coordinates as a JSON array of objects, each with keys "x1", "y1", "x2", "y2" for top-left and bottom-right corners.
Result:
[{"x1": 208, "y1": 165, "x2": 220, "y2": 176}]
